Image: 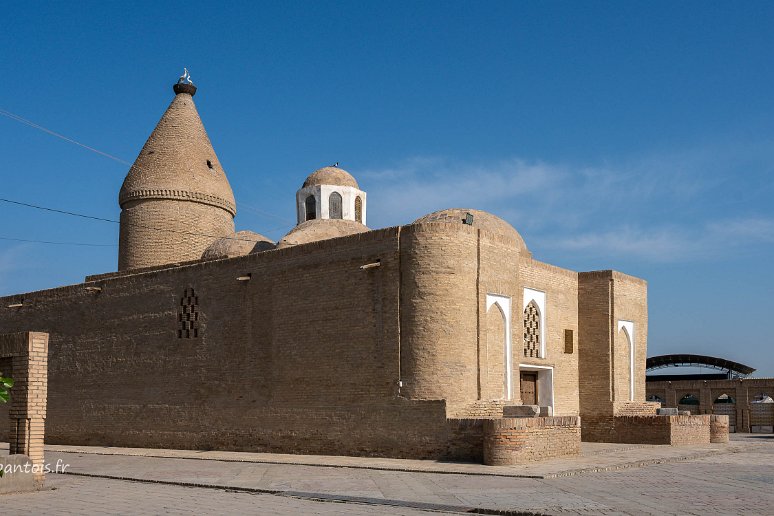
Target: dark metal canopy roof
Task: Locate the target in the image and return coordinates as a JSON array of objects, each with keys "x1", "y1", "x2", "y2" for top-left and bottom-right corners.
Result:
[{"x1": 646, "y1": 354, "x2": 755, "y2": 378}]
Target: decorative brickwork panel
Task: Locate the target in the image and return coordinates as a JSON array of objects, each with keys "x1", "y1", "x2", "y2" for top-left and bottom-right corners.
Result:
[
  {"x1": 523, "y1": 301, "x2": 540, "y2": 358},
  {"x1": 178, "y1": 288, "x2": 200, "y2": 338}
]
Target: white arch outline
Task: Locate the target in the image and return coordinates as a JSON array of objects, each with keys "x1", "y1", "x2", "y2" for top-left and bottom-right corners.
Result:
[
  {"x1": 486, "y1": 294, "x2": 512, "y2": 400},
  {"x1": 618, "y1": 320, "x2": 635, "y2": 401}
]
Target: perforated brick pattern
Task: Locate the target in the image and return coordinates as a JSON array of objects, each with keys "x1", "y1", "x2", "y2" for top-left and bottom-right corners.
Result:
[
  {"x1": 178, "y1": 288, "x2": 200, "y2": 338},
  {"x1": 523, "y1": 301, "x2": 540, "y2": 358}
]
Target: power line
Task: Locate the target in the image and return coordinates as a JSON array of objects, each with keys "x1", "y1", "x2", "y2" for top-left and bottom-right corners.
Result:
[
  {"x1": 0, "y1": 236, "x2": 116, "y2": 247},
  {"x1": 0, "y1": 108, "x2": 131, "y2": 166},
  {"x1": 0, "y1": 197, "x2": 119, "y2": 224},
  {"x1": 0, "y1": 197, "x2": 275, "y2": 243},
  {"x1": 0, "y1": 108, "x2": 296, "y2": 225}
]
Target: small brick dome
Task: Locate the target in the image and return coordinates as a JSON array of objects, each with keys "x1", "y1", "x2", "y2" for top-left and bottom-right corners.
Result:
[
  {"x1": 413, "y1": 208, "x2": 529, "y2": 254},
  {"x1": 276, "y1": 219, "x2": 368, "y2": 249},
  {"x1": 302, "y1": 166, "x2": 359, "y2": 189},
  {"x1": 201, "y1": 231, "x2": 275, "y2": 260}
]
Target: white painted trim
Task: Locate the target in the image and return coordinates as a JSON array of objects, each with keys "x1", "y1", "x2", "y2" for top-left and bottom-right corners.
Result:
[
  {"x1": 295, "y1": 185, "x2": 367, "y2": 225},
  {"x1": 523, "y1": 288, "x2": 546, "y2": 358},
  {"x1": 618, "y1": 320, "x2": 635, "y2": 401},
  {"x1": 486, "y1": 294, "x2": 512, "y2": 400},
  {"x1": 518, "y1": 364, "x2": 555, "y2": 413}
]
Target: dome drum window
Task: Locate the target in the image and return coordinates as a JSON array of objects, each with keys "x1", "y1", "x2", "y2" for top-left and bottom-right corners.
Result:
[
  {"x1": 355, "y1": 196, "x2": 363, "y2": 223},
  {"x1": 305, "y1": 195, "x2": 317, "y2": 221},
  {"x1": 329, "y1": 192, "x2": 343, "y2": 219}
]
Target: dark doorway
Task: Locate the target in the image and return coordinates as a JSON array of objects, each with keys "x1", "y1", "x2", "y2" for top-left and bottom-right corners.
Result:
[{"x1": 520, "y1": 372, "x2": 537, "y2": 405}]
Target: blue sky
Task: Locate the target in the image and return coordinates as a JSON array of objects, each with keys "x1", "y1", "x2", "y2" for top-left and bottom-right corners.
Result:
[{"x1": 1, "y1": 2, "x2": 773, "y2": 376}]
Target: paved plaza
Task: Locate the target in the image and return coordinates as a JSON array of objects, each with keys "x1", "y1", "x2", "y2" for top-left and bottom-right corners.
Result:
[{"x1": 2, "y1": 434, "x2": 772, "y2": 515}]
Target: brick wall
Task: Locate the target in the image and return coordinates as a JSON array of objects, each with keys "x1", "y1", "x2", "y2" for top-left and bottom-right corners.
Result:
[
  {"x1": 119, "y1": 198, "x2": 234, "y2": 270},
  {"x1": 613, "y1": 401, "x2": 659, "y2": 416},
  {"x1": 611, "y1": 272, "x2": 648, "y2": 405},
  {"x1": 4, "y1": 228, "x2": 462, "y2": 458},
  {"x1": 519, "y1": 259, "x2": 580, "y2": 415},
  {"x1": 583, "y1": 415, "x2": 710, "y2": 444},
  {"x1": 483, "y1": 416, "x2": 581, "y2": 465},
  {"x1": 578, "y1": 271, "x2": 648, "y2": 419},
  {"x1": 0, "y1": 224, "x2": 583, "y2": 460},
  {"x1": 0, "y1": 332, "x2": 49, "y2": 487},
  {"x1": 447, "y1": 400, "x2": 508, "y2": 419},
  {"x1": 399, "y1": 223, "x2": 479, "y2": 404},
  {"x1": 0, "y1": 221, "x2": 644, "y2": 459},
  {"x1": 478, "y1": 228, "x2": 521, "y2": 403},
  {"x1": 646, "y1": 378, "x2": 774, "y2": 432}
]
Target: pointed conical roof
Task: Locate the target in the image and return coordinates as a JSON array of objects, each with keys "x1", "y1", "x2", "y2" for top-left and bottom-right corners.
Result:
[{"x1": 119, "y1": 84, "x2": 236, "y2": 216}]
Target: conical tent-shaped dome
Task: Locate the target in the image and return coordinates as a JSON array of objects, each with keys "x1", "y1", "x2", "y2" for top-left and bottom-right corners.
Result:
[
  {"x1": 118, "y1": 82, "x2": 237, "y2": 271},
  {"x1": 119, "y1": 87, "x2": 236, "y2": 214}
]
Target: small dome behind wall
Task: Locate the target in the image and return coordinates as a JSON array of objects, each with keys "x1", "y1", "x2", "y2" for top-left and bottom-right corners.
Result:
[
  {"x1": 276, "y1": 219, "x2": 368, "y2": 249},
  {"x1": 296, "y1": 165, "x2": 367, "y2": 225},
  {"x1": 201, "y1": 230, "x2": 275, "y2": 260},
  {"x1": 413, "y1": 208, "x2": 529, "y2": 254}
]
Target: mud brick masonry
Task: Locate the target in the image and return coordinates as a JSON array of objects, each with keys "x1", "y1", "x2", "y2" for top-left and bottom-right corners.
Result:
[{"x1": 0, "y1": 78, "x2": 721, "y2": 464}]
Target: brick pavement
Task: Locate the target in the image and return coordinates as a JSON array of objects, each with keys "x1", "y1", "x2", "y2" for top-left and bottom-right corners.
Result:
[
  {"x1": 1, "y1": 435, "x2": 772, "y2": 515},
  {"x1": 1, "y1": 474, "x2": 449, "y2": 515}
]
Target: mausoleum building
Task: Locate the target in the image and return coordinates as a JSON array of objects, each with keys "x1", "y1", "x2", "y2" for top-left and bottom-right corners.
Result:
[{"x1": 0, "y1": 78, "x2": 722, "y2": 464}]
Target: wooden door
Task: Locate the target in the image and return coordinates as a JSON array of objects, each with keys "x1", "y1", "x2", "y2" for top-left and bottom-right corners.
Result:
[{"x1": 520, "y1": 372, "x2": 537, "y2": 405}]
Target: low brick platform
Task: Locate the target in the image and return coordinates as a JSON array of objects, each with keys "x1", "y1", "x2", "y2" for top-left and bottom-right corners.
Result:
[
  {"x1": 483, "y1": 416, "x2": 581, "y2": 465},
  {"x1": 583, "y1": 414, "x2": 713, "y2": 445}
]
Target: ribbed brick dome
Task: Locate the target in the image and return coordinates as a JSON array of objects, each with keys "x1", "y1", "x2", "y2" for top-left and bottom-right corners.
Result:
[
  {"x1": 413, "y1": 208, "x2": 529, "y2": 253},
  {"x1": 119, "y1": 88, "x2": 236, "y2": 215},
  {"x1": 276, "y1": 219, "x2": 368, "y2": 249},
  {"x1": 201, "y1": 230, "x2": 275, "y2": 260},
  {"x1": 302, "y1": 166, "x2": 359, "y2": 189}
]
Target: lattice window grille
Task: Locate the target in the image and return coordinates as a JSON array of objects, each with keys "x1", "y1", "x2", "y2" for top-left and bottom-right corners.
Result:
[
  {"x1": 178, "y1": 288, "x2": 200, "y2": 339},
  {"x1": 523, "y1": 301, "x2": 540, "y2": 358}
]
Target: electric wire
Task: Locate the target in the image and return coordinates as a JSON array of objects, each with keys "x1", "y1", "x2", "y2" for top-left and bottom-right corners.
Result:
[
  {"x1": 0, "y1": 236, "x2": 116, "y2": 247},
  {"x1": 0, "y1": 197, "x2": 286, "y2": 243},
  {"x1": 0, "y1": 107, "x2": 297, "y2": 226},
  {"x1": 0, "y1": 108, "x2": 132, "y2": 166}
]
